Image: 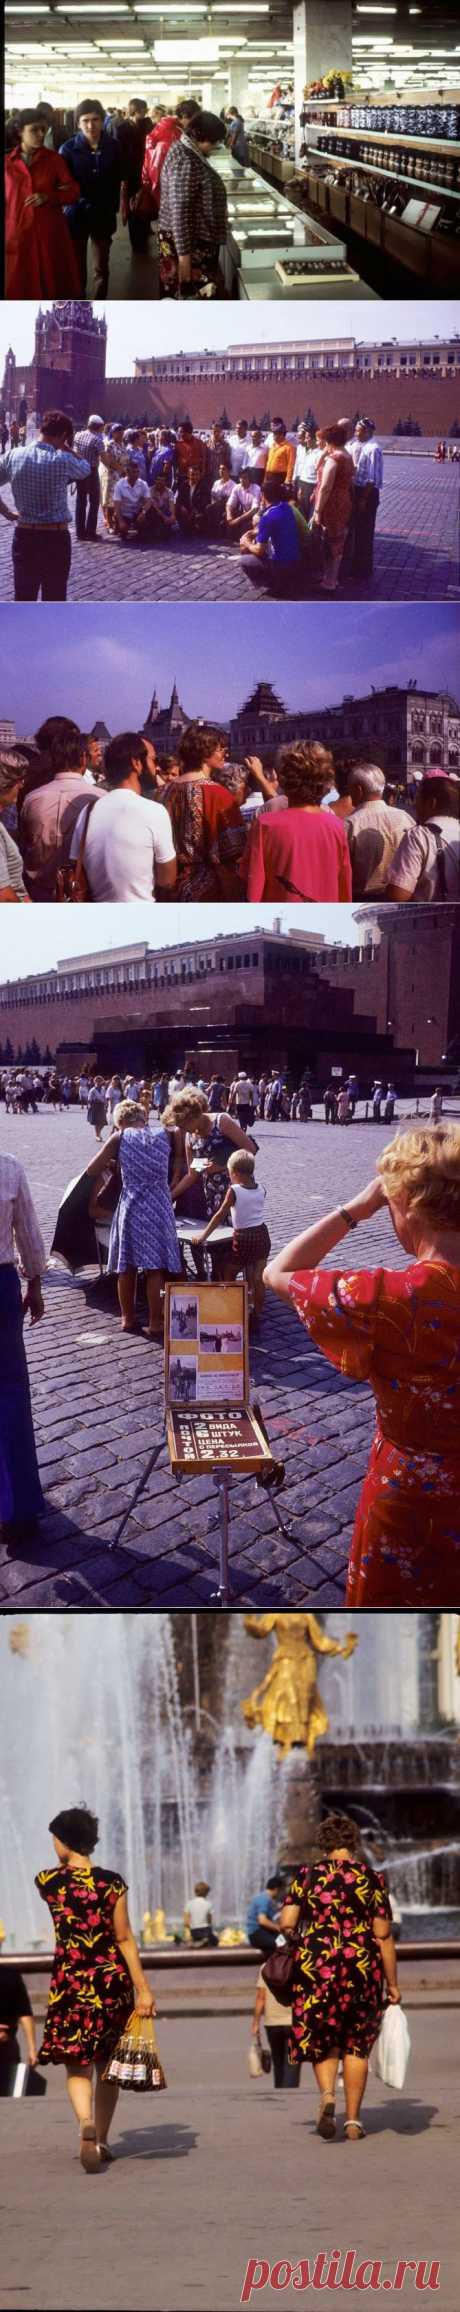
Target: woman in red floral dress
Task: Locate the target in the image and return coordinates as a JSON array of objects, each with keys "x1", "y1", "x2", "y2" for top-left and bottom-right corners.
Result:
[
  {"x1": 264, "y1": 1125, "x2": 460, "y2": 1606},
  {"x1": 36, "y1": 1804, "x2": 156, "y2": 2171},
  {"x1": 279, "y1": 1813, "x2": 400, "y2": 2140}
]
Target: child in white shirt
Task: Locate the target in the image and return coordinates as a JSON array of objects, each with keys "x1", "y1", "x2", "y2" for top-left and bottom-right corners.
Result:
[{"x1": 198, "y1": 1148, "x2": 271, "y2": 1319}]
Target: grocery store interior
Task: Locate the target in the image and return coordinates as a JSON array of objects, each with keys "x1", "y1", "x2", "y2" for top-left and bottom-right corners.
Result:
[{"x1": 5, "y1": 0, "x2": 460, "y2": 294}]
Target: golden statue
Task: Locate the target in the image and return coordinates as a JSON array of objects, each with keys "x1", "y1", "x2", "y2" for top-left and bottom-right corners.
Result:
[
  {"x1": 9, "y1": 1625, "x2": 31, "y2": 1656},
  {"x1": 241, "y1": 1613, "x2": 357, "y2": 1757}
]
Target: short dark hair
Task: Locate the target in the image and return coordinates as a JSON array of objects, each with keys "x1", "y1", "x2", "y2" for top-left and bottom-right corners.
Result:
[
  {"x1": 179, "y1": 722, "x2": 226, "y2": 774},
  {"x1": 49, "y1": 1804, "x2": 99, "y2": 1853},
  {"x1": 76, "y1": 98, "x2": 104, "y2": 122},
  {"x1": 317, "y1": 1812, "x2": 363, "y2": 1858},
  {"x1": 128, "y1": 98, "x2": 148, "y2": 113},
  {"x1": 262, "y1": 475, "x2": 286, "y2": 506},
  {"x1": 18, "y1": 108, "x2": 45, "y2": 130},
  {"x1": 105, "y1": 730, "x2": 147, "y2": 787},
  {"x1": 40, "y1": 410, "x2": 74, "y2": 446},
  {"x1": 34, "y1": 715, "x2": 86, "y2": 774},
  {"x1": 267, "y1": 1873, "x2": 285, "y2": 1891},
  {"x1": 189, "y1": 109, "x2": 226, "y2": 148},
  {"x1": 176, "y1": 99, "x2": 200, "y2": 123}
]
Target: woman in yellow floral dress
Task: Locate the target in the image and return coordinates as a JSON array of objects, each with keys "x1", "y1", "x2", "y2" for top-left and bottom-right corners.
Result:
[{"x1": 36, "y1": 1804, "x2": 155, "y2": 2172}]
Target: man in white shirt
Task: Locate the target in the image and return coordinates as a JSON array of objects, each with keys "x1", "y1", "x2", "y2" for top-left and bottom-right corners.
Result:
[
  {"x1": 346, "y1": 763, "x2": 412, "y2": 897},
  {"x1": 351, "y1": 419, "x2": 383, "y2": 584},
  {"x1": 242, "y1": 427, "x2": 268, "y2": 488},
  {"x1": 293, "y1": 424, "x2": 321, "y2": 518},
  {"x1": 112, "y1": 454, "x2": 152, "y2": 540},
  {"x1": 386, "y1": 772, "x2": 460, "y2": 902},
  {"x1": 71, "y1": 731, "x2": 177, "y2": 901},
  {"x1": 227, "y1": 419, "x2": 250, "y2": 479},
  {"x1": 226, "y1": 477, "x2": 261, "y2": 535}
]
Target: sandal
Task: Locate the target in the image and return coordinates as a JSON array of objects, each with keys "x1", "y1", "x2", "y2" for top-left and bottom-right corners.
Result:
[
  {"x1": 98, "y1": 2142, "x2": 115, "y2": 2164},
  {"x1": 317, "y1": 2098, "x2": 336, "y2": 2140},
  {"x1": 344, "y1": 2120, "x2": 365, "y2": 2140},
  {"x1": 79, "y1": 2124, "x2": 101, "y2": 2174}
]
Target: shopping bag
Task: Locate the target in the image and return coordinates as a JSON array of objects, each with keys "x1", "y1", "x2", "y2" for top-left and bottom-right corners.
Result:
[
  {"x1": 102, "y1": 2009, "x2": 167, "y2": 2092},
  {"x1": 248, "y1": 2036, "x2": 271, "y2": 2078},
  {"x1": 375, "y1": 2005, "x2": 411, "y2": 2090},
  {"x1": 9, "y1": 2064, "x2": 47, "y2": 2098}
]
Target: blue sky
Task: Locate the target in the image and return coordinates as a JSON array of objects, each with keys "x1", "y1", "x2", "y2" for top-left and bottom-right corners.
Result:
[
  {"x1": 0, "y1": 905, "x2": 363, "y2": 979},
  {"x1": 1, "y1": 602, "x2": 458, "y2": 735},
  {"x1": 1, "y1": 301, "x2": 458, "y2": 374}
]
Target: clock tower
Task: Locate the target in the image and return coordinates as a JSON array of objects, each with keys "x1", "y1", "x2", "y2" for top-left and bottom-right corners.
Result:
[{"x1": 31, "y1": 301, "x2": 107, "y2": 425}]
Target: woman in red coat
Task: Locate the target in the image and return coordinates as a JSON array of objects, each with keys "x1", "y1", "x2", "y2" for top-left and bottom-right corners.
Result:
[{"x1": 6, "y1": 111, "x2": 81, "y2": 298}]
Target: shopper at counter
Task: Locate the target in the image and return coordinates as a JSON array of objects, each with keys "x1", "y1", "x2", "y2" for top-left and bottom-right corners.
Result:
[{"x1": 158, "y1": 110, "x2": 227, "y2": 298}]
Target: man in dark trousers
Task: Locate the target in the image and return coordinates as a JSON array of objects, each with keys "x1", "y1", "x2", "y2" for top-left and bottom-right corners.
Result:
[
  {"x1": 73, "y1": 414, "x2": 109, "y2": 543},
  {"x1": 60, "y1": 98, "x2": 122, "y2": 295}
]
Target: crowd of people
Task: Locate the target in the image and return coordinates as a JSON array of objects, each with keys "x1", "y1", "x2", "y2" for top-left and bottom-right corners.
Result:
[
  {"x1": 0, "y1": 407, "x2": 385, "y2": 602},
  {"x1": 1, "y1": 715, "x2": 459, "y2": 904},
  {"x1": 4, "y1": 96, "x2": 247, "y2": 301}
]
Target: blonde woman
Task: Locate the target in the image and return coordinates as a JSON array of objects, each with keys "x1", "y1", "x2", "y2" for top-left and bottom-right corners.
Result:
[{"x1": 265, "y1": 1124, "x2": 460, "y2": 1606}]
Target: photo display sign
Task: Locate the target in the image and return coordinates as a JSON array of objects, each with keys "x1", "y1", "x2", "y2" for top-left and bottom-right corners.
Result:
[{"x1": 164, "y1": 1281, "x2": 273, "y2": 1474}]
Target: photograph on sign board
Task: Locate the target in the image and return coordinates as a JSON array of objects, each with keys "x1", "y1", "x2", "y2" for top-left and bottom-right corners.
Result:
[
  {"x1": 170, "y1": 1295, "x2": 199, "y2": 1343},
  {"x1": 169, "y1": 1356, "x2": 197, "y2": 1406},
  {"x1": 199, "y1": 1324, "x2": 244, "y2": 1356}
]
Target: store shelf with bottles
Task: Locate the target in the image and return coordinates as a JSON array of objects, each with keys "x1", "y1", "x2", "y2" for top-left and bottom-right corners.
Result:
[{"x1": 296, "y1": 101, "x2": 460, "y2": 289}]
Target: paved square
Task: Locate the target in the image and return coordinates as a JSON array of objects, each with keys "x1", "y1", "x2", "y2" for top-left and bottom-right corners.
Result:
[
  {"x1": 0, "y1": 454, "x2": 458, "y2": 604},
  {"x1": 0, "y1": 2001, "x2": 455, "y2": 2312},
  {"x1": 2, "y1": 1097, "x2": 452, "y2": 1613}
]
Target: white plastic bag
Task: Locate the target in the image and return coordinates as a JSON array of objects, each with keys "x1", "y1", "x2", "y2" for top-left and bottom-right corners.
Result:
[{"x1": 375, "y1": 2005, "x2": 411, "y2": 2090}]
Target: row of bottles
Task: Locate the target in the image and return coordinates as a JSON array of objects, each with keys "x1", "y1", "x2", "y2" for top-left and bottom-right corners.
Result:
[
  {"x1": 315, "y1": 133, "x2": 460, "y2": 189},
  {"x1": 300, "y1": 103, "x2": 460, "y2": 143}
]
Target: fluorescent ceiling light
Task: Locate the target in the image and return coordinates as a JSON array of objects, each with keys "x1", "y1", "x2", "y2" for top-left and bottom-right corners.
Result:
[
  {"x1": 213, "y1": 4, "x2": 269, "y2": 10},
  {"x1": 155, "y1": 33, "x2": 219, "y2": 51},
  {"x1": 136, "y1": 6, "x2": 206, "y2": 12},
  {"x1": 5, "y1": 7, "x2": 50, "y2": 13}
]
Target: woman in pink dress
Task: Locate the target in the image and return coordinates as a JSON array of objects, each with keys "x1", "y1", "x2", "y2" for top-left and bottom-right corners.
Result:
[
  {"x1": 6, "y1": 112, "x2": 81, "y2": 297},
  {"x1": 264, "y1": 1124, "x2": 460, "y2": 1606},
  {"x1": 312, "y1": 420, "x2": 354, "y2": 594}
]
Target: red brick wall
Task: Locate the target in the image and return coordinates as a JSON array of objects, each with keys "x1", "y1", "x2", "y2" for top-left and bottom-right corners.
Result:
[{"x1": 105, "y1": 371, "x2": 460, "y2": 432}]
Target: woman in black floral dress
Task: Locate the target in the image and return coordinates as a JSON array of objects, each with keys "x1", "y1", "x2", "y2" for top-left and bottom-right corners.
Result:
[
  {"x1": 280, "y1": 1812, "x2": 401, "y2": 2142},
  {"x1": 36, "y1": 1804, "x2": 156, "y2": 2172}
]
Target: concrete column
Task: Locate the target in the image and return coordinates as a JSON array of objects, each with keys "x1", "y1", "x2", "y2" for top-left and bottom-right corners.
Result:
[
  {"x1": 228, "y1": 62, "x2": 251, "y2": 116},
  {"x1": 438, "y1": 1616, "x2": 460, "y2": 1726},
  {"x1": 293, "y1": 0, "x2": 352, "y2": 166},
  {"x1": 201, "y1": 79, "x2": 227, "y2": 111}
]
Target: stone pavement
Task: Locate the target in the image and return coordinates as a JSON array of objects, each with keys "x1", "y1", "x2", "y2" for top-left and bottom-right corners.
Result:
[
  {"x1": 0, "y1": 1101, "x2": 448, "y2": 1613},
  {"x1": 0, "y1": 2005, "x2": 456, "y2": 2311},
  {"x1": 0, "y1": 455, "x2": 457, "y2": 604}
]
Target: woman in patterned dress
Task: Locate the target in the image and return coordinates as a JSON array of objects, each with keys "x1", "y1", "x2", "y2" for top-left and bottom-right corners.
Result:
[
  {"x1": 84, "y1": 1098, "x2": 182, "y2": 1337},
  {"x1": 264, "y1": 1125, "x2": 460, "y2": 1606},
  {"x1": 36, "y1": 1804, "x2": 156, "y2": 2172},
  {"x1": 279, "y1": 1813, "x2": 400, "y2": 2141}
]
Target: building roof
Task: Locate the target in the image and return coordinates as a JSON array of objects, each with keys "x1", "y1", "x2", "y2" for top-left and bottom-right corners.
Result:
[{"x1": 238, "y1": 682, "x2": 286, "y2": 719}]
